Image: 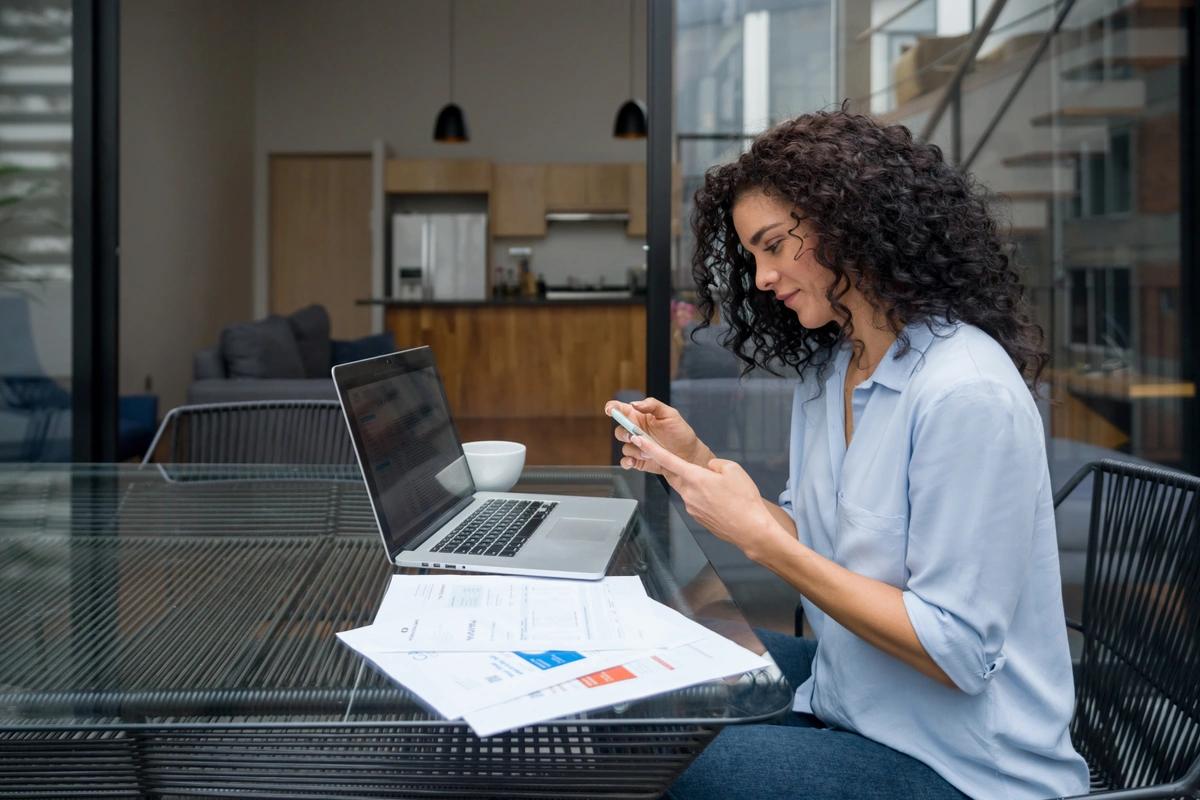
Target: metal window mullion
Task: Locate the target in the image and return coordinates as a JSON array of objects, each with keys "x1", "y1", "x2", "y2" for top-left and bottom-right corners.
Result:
[{"x1": 646, "y1": 0, "x2": 673, "y2": 406}]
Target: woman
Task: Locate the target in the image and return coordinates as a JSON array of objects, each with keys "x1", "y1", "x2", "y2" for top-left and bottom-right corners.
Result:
[{"x1": 606, "y1": 111, "x2": 1089, "y2": 800}]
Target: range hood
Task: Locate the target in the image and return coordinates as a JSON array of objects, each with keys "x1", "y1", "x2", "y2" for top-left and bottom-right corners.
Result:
[{"x1": 545, "y1": 212, "x2": 630, "y2": 223}]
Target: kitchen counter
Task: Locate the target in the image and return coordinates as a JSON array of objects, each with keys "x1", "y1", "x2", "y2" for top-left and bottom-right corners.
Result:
[
  {"x1": 357, "y1": 295, "x2": 644, "y2": 307},
  {"x1": 379, "y1": 301, "x2": 645, "y2": 418}
]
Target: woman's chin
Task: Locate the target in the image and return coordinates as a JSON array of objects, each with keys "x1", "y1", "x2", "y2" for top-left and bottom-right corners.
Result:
[{"x1": 791, "y1": 306, "x2": 831, "y2": 330}]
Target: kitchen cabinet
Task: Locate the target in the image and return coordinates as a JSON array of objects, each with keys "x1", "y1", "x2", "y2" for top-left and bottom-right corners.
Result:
[
  {"x1": 626, "y1": 162, "x2": 646, "y2": 237},
  {"x1": 544, "y1": 164, "x2": 629, "y2": 211},
  {"x1": 385, "y1": 158, "x2": 492, "y2": 193},
  {"x1": 490, "y1": 164, "x2": 547, "y2": 237}
]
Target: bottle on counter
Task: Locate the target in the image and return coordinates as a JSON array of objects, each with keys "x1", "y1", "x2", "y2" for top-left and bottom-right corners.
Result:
[
  {"x1": 492, "y1": 265, "x2": 505, "y2": 299},
  {"x1": 520, "y1": 267, "x2": 538, "y2": 298},
  {"x1": 536, "y1": 273, "x2": 547, "y2": 298},
  {"x1": 515, "y1": 249, "x2": 538, "y2": 298}
]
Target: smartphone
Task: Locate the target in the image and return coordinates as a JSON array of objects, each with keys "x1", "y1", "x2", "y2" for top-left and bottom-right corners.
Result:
[{"x1": 608, "y1": 407, "x2": 660, "y2": 447}]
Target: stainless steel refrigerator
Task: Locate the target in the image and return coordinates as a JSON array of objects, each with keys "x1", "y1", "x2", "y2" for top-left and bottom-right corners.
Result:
[{"x1": 391, "y1": 213, "x2": 488, "y2": 301}]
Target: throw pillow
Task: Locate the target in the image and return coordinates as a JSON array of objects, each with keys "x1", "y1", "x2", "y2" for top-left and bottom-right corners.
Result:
[
  {"x1": 220, "y1": 315, "x2": 306, "y2": 379},
  {"x1": 331, "y1": 332, "x2": 397, "y2": 366},
  {"x1": 287, "y1": 304, "x2": 332, "y2": 378}
]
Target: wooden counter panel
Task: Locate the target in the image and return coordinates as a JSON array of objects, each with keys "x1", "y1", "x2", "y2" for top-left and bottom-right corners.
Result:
[{"x1": 385, "y1": 304, "x2": 646, "y2": 417}]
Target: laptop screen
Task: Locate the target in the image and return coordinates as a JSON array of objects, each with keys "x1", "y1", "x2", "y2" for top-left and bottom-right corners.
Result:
[{"x1": 340, "y1": 353, "x2": 474, "y2": 559}]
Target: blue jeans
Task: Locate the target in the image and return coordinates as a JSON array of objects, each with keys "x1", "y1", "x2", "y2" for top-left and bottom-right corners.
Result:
[{"x1": 664, "y1": 630, "x2": 971, "y2": 800}]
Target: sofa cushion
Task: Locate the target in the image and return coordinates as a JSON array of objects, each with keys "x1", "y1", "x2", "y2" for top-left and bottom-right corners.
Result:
[
  {"x1": 188, "y1": 378, "x2": 337, "y2": 405},
  {"x1": 287, "y1": 304, "x2": 332, "y2": 378},
  {"x1": 678, "y1": 322, "x2": 741, "y2": 379},
  {"x1": 193, "y1": 346, "x2": 225, "y2": 380},
  {"x1": 220, "y1": 315, "x2": 306, "y2": 379},
  {"x1": 331, "y1": 332, "x2": 397, "y2": 366}
]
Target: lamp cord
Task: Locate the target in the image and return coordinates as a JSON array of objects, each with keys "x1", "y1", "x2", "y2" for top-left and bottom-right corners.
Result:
[{"x1": 628, "y1": 0, "x2": 634, "y2": 98}]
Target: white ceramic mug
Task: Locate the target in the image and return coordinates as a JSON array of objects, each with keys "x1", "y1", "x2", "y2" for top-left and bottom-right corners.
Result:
[{"x1": 462, "y1": 441, "x2": 526, "y2": 492}]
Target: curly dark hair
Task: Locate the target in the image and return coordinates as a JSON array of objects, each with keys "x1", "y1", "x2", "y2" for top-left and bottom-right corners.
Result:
[{"x1": 691, "y1": 109, "x2": 1048, "y2": 387}]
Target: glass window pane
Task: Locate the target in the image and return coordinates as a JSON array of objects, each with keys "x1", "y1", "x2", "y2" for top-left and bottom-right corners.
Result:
[
  {"x1": 1094, "y1": 269, "x2": 1109, "y2": 350},
  {"x1": 0, "y1": 0, "x2": 72, "y2": 462},
  {"x1": 671, "y1": 0, "x2": 836, "y2": 627},
  {"x1": 1069, "y1": 270, "x2": 1089, "y2": 346},
  {"x1": 1109, "y1": 129, "x2": 1132, "y2": 215},
  {"x1": 664, "y1": 0, "x2": 1195, "y2": 628},
  {"x1": 669, "y1": 0, "x2": 1192, "y2": 474},
  {"x1": 1087, "y1": 155, "x2": 1107, "y2": 217},
  {"x1": 1111, "y1": 269, "x2": 1131, "y2": 350}
]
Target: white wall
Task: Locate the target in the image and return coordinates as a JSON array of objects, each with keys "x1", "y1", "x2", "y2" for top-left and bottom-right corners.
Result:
[
  {"x1": 250, "y1": 0, "x2": 647, "y2": 315},
  {"x1": 120, "y1": 0, "x2": 255, "y2": 411}
]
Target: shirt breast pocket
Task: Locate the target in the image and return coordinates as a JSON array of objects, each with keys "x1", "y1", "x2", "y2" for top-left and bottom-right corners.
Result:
[{"x1": 835, "y1": 493, "x2": 909, "y2": 588}]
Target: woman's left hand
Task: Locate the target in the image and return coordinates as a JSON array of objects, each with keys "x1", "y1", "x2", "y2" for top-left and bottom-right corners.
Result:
[{"x1": 632, "y1": 434, "x2": 789, "y2": 560}]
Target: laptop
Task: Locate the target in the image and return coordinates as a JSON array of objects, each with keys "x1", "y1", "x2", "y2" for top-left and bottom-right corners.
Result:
[{"x1": 332, "y1": 346, "x2": 637, "y2": 580}]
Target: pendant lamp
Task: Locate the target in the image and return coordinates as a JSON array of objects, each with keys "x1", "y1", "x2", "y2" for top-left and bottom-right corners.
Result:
[
  {"x1": 614, "y1": 0, "x2": 647, "y2": 139},
  {"x1": 434, "y1": 0, "x2": 469, "y2": 142}
]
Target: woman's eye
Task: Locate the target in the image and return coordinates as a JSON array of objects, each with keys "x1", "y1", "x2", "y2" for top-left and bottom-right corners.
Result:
[{"x1": 765, "y1": 242, "x2": 781, "y2": 254}]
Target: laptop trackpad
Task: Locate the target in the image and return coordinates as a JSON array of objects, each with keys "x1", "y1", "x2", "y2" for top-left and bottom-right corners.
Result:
[{"x1": 551, "y1": 518, "x2": 613, "y2": 543}]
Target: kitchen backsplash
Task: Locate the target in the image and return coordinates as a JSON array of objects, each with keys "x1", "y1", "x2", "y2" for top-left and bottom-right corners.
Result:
[{"x1": 491, "y1": 221, "x2": 646, "y2": 288}]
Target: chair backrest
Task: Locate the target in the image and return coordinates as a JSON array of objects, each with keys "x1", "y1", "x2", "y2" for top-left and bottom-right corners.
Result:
[
  {"x1": 143, "y1": 401, "x2": 355, "y2": 465},
  {"x1": 1055, "y1": 459, "x2": 1200, "y2": 793}
]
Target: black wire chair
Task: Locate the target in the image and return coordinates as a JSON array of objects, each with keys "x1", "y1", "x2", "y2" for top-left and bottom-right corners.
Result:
[
  {"x1": 142, "y1": 400, "x2": 356, "y2": 466},
  {"x1": 1054, "y1": 459, "x2": 1199, "y2": 799}
]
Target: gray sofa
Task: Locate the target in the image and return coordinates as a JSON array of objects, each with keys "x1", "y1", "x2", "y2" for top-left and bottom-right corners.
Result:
[
  {"x1": 188, "y1": 305, "x2": 394, "y2": 405},
  {"x1": 190, "y1": 347, "x2": 338, "y2": 404}
]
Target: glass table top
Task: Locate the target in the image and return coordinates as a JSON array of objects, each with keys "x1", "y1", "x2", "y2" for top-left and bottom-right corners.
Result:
[{"x1": 0, "y1": 464, "x2": 791, "y2": 730}]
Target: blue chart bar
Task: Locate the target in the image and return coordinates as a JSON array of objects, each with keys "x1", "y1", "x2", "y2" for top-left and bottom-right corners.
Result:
[{"x1": 514, "y1": 651, "x2": 586, "y2": 670}]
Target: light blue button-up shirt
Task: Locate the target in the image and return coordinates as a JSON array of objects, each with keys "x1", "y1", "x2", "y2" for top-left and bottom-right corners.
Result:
[{"x1": 779, "y1": 319, "x2": 1090, "y2": 800}]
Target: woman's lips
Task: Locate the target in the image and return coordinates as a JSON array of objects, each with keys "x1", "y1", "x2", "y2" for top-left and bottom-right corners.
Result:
[{"x1": 776, "y1": 289, "x2": 799, "y2": 304}]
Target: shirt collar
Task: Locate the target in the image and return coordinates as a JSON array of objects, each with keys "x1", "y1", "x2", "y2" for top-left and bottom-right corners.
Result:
[{"x1": 852, "y1": 318, "x2": 952, "y2": 393}]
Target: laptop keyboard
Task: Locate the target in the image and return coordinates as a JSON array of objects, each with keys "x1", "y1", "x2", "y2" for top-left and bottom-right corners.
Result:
[{"x1": 431, "y1": 499, "x2": 558, "y2": 558}]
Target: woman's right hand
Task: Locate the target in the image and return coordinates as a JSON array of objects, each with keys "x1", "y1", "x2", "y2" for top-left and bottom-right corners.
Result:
[{"x1": 603, "y1": 397, "x2": 713, "y2": 475}]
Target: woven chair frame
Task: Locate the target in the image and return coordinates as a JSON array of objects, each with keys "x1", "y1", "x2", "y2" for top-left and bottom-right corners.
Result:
[{"x1": 142, "y1": 400, "x2": 355, "y2": 466}]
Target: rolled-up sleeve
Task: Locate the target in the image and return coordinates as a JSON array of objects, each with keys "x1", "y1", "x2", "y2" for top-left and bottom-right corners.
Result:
[{"x1": 903, "y1": 380, "x2": 1041, "y2": 695}]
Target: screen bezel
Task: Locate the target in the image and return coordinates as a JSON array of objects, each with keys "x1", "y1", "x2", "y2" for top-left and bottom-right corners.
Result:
[{"x1": 332, "y1": 345, "x2": 476, "y2": 562}]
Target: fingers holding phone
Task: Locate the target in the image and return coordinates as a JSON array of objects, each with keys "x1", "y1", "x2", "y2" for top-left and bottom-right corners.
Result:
[
  {"x1": 608, "y1": 407, "x2": 665, "y2": 474},
  {"x1": 604, "y1": 397, "x2": 712, "y2": 472}
]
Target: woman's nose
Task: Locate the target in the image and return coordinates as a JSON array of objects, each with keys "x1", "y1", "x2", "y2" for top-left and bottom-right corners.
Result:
[{"x1": 755, "y1": 267, "x2": 776, "y2": 293}]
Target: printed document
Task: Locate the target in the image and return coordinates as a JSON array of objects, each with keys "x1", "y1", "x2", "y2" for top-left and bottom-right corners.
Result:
[
  {"x1": 339, "y1": 644, "x2": 644, "y2": 720},
  {"x1": 335, "y1": 579, "x2": 770, "y2": 734},
  {"x1": 463, "y1": 628, "x2": 770, "y2": 737},
  {"x1": 357, "y1": 575, "x2": 673, "y2": 652}
]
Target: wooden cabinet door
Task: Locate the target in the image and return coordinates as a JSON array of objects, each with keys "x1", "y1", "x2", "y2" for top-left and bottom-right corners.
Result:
[
  {"x1": 544, "y1": 164, "x2": 589, "y2": 210},
  {"x1": 544, "y1": 164, "x2": 631, "y2": 212},
  {"x1": 269, "y1": 155, "x2": 372, "y2": 338},
  {"x1": 384, "y1": 159, "x2": 492, "y2": 193},
  {"x1": 626, "y1": 162, "x2": 646, "y2": 237},
  {"x1": 491, "y1": 164, "x2": 547, "y2": 237},
  {"x1": 584, "y1": 164, "x2": 629, "y2": 210}
]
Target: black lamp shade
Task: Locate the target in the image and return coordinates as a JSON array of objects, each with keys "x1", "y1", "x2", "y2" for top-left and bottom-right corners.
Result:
[
  {"x1": 613, "y1": 99, "x2": 647, "y2": 139},
  {"x1": 434, "y1": 103, "x2": 469, "y2": 142}
]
